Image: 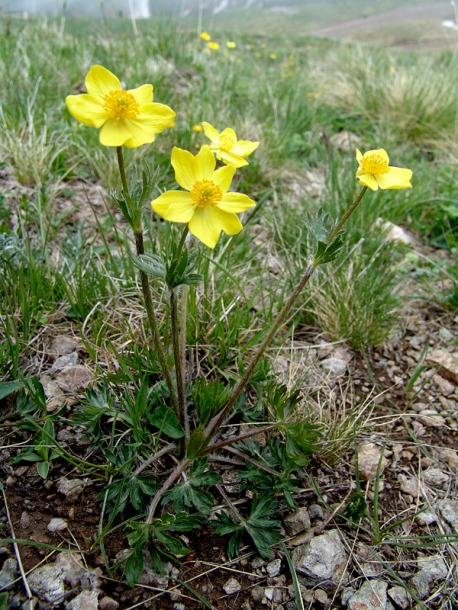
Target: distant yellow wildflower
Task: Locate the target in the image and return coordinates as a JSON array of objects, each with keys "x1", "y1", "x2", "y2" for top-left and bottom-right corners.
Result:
[
  {"x1": 200, "y1": 32, "x2": 211, "y2": 41},
  {"x1": 202, "y1": 122, "x2": 259, "y2": 168},
  {"x1": 270, "y1": 53, "x2": 277, "y2": 60},
  {"x1": 207, "y1": 41, "x2": 220, "y2": 51},
  {"x1": 151, "y1": 146, "x2": 255, "y2": 249},
  {"x1": 193, "y1": 124, "x2": 203, "y2": 133},
  {"x1": 226, "y1": 41, "x2": 236, "y2": 49},
  {"x1": 356, "y1": 149, "x2": 412, "y2": 191},
  {"x1": 65, "y1": 65, "x2": 175, "y2": 148}
]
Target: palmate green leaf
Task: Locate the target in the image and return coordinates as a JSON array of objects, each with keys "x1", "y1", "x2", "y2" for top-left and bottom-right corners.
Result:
[
  {"x1": 148, "y1": 404, "x2": 184, "y2": 439},
  {"x1": 166, "y1": 246, "x2": 203, "y2": 289},
  {"x1": 281, "y1": 421, "x2": 323, "y2": 467},
  {"x1": 124, "y1": 545, "x2": 144, "y2": 587},
  {"x1": 314, "y1": 235, "x2": 344, "y2": 266},
  {"x1": 210, "y1": 494, "x2": 282, "y2": 559},
  {"x1": 162, "y1": 459, "x2": 219, "y2": 515},
  {"x1": 134, "y1": 253, "x2": 166, "y2": 281}
]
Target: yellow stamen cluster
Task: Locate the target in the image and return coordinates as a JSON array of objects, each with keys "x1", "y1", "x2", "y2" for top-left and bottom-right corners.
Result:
[
  {"x1": 190, "y1": 179, "x2": 222, "y2": 208},
  {"x1": 103, "y1": 90, "x2": 140, "y2": 121},
  {"x1": 218, "y1": 132, "x2": 236, "y2": 151},
  {"x1": 360, "y1": 152, "x2": 389, "y2": 176}
]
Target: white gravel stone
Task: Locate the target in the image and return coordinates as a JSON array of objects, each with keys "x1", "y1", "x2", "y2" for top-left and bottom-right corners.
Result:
[
  {"x1": 388, "y1": 585, "x2": 411, "y2": 610},
  {"x1": 67, "y1": 590, "x2": 99, "y2": 610},
  {"x1": 292, "y1": 529, "x2": 348, "y2": 584},
  {"x1": 437, "y1": 499, "x2": 458, "y2": 532},
  {"x1": 358, "y1": 443, "x2": 388, "y2": 481},
  {"x1": 348, "y1": 580, "x2": 388, "y2": 610},
  {"x1": 284, "y1": 507, "x2": 311, "y2": 535},
  {"x1": 47, "y1": 518, "x2": 68, "y2": 532},
  {"x1": 223, "y1": 577, "x2": 241, "y2": 595},
  {"x1": 266, "y1": 558, "x2": 282, "y2": 577},
  {"x1": 422, "y1": 467, "x2": 449, "y2": 486}
]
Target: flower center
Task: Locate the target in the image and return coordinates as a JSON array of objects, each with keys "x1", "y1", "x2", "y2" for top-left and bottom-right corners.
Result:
[
  {"x1": 190, "y1": 179, "x2": 222, "y2": 208},
  {"x1": 219, "y1": 132, "x2": 236, "y2": 151},
  {"x1": 103, "y1": 90, "x2": 140, "y2": 121},
  {"x1": 360, "y1": 152, "x2": 389, "y2": 176}
]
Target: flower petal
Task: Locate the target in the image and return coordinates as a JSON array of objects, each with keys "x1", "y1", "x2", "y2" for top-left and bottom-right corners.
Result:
[
  {"x1": 357, "y1": 172, "x2": 379, "y2": 191},
  {"x1": 194, "y1": 145, "x2": 216, "y2": 181},
  {"x1": 129, "y1": 84, "x2": 153, "y2": 106},
  {"x1": 231, "y1": 140, "x2": 259, "y2": 157},
  {"x1": 376, "y1": 167, "x2": 412, "y2": 190},
  {"x1": 99, "y1": 118, "x2": 132, "y2": 147},
  {"x1": 188, "y1": 207, "x2": 222, "y2": 249},
  {"x1": 202, "y1": 121, "x2": 220, "y2": 145},
  {"x1": 212, "y1": 165, "x2": 236, "y2": 192},
  {"x1": 219, "y1": 150, "x2": 248, "y2": 168},
  {"x1": 218, "y1": 192, "x2": 256, "y2": 213},
  {"x1": 356, "y1": 149, "x2": 363, "y2": 163},
  {"x1": 152, "y1": 191, "x2": 196, "y2": 222},
  {"x1": 85, "y1": 65, "x2": 121, "y2": 98},
  {"x1": 211, "y1": 207, "x2": 243, "y2": 235},
  {"x1": 136, "y1": 103, "x2": 176, "y2": 131},
  {"x1": 172, "y1": 147, "x2": 199, "y2": 191},
  {"x1": 65, "y1": 94, "x2": 109, "y2": 127}
]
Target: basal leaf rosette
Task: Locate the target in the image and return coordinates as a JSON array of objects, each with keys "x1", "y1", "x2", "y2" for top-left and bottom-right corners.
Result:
[
  {"x1": 356, "y1": 148, "x2": 412, "y2": 191},
  {"x1": 202, "y1": 122, "x2": 259, "y2": 168},
  {"x1": 151, "y1": 146, "x2": 256, "y2": 249},
  {"x1": 66, "y1": 65, "x2": 175, "y2": 148}
]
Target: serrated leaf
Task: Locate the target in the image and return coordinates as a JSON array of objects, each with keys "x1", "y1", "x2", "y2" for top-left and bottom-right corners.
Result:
[
  {"x1": 134, "y1": 253, "x2": 166, "y2": 280},
  {"x1": 124, "y1": 545, "x2": 144, "y2": 587},
  {"x1": 314, "y1": 235, "x2": 344, "y2": 266}
]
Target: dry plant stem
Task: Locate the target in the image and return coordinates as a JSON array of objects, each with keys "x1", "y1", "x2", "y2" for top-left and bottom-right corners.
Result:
[
  {"x1": 134, "y1": 443, "x2": 177, "y2": 477},
  {"x1": 1, "y1": 487, "x2": 34, "y2": 606},
  {"x1": 202, "y1": 186, "x2": 369, "y2": 445},
  {"x1": 200, "y1": 423, "x2": 277, "y2": 457},
  {"x1": 146, "y1": 458, "x2": 191, "y2": 523},
  {"x1": 116, "y1": 146, "x2": 178, "y2": 413}
]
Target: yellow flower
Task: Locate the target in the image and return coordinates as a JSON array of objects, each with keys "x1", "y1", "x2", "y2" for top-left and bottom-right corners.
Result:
[
  {"x1": 207, "y1": 41, "x2": 220, "y2": 51},
  {"x1": 270, "y1": 53, "x2": 277, "y2": 60},
  {"x1": 226, "y1": 41, "x2": 236, "y2": 49},
  {"x1": 202, "y1": 122, "x2": 259, "y2": 168},
  {"x1": 151, "y1": 146, "x2": 255, "y2": 249},
  {"x1": 200, "y1": 31, "x2": 211, "y2": 41},
  {"x1": 65, "y1": 65, "x2": 175, "y2": 148},
  {"x1": 192, "y1": 124, "x2": 203, "y2": 133},
  {"x1": 356, "y1": 149, "x2": 412, "y2": 191}
]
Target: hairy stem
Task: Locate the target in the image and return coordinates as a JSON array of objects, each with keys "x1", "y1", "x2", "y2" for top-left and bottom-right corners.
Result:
[{"x1": 146, "y1": 458, "x2": 190, "y2": 523}]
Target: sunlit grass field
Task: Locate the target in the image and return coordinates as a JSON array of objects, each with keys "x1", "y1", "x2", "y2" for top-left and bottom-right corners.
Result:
[{"x1": 0, "y1": 8, "x2": 457, "y2": 604}]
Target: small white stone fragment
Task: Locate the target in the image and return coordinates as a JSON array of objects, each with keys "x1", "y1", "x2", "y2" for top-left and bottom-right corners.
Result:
[
  {"x1": 47, "y1": 518, "x2": 68, "y2": 532},
  {"x1": 223, "y1": 577, "x2": 242, "y2": 595},
  {"x1": 266, "y1": 558, "x2": 282, "y2": 577}
]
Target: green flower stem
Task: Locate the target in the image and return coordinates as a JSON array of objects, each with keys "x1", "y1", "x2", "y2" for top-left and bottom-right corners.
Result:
[
  {"x1": 170, "y1": 288, "x2": 186, "y2": 446},
  {"x1": 146, "y1": 457, "x2": 191, "y2": 524},
  {"x1": 116, "y1": 146, "x2": 178, "y2": 413},
  {"x1": 203, "y1": 186, "x2": 370, "y2": 445},
  {"x1": 326, "y1": 186, "x2": 367, "y2": 246},
  {"x1": 199, "y1": 423, "x2": 277, "y2": 457}
]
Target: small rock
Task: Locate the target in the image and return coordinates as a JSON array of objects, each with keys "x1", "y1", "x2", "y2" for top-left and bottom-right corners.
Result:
[
  {"x1": 0, "y1": 558, "x2": 18, "y2": 590},
  {"x1": 415, "y1": 510, "x2": 438, "y2": 526},
  {"x1": 47, "y1": 518, "x2": 68, "y2": 532},
  {"x1": 173, "y1": 604, "x2": 186, "y2": 610},
  {"x1": 375, "y1": 218, "x2": 413, "y2": 245},
  {"x1": 358, "y1": 443, "x2": 388, "y2": 481},
  {"x1": 57, "y1": 477, "x2": 85, "y2": 502},
  {"x1": 55, "y1": 552, "x2": 88, "y2": 588},
  {"x1": 51, "y1": 352, "x2": 79, "y2": 372},
  {"x1": 433, "y1": 374, "x2": 455, "y2": 395},
  {"x1": 417, "y1": 410, "x2": 445, "y2": 428},
  {"x1": 321, "y1": 357, "x2": 347, "y2": 376},
  {"x1": 20, "y1": 511, "x2": 32, "y2": 528},
  {"x1": 438, "y1": 327, "x2": 455, "y2": 343},
  {"x1": 422, "y1": 467, "x2": 449, "y2": 487},
  {"x1": 437, "y1": 499, "x2": 458, "y2": 532},
  {"x1": 223, "y1": 577, "x2": 241, "y2": 595},
  {"x1": 251, "y1": 585, "x2": 265, "y2": 602},
  {"x1": 99, "y1": 596, "x2": 119, "y2": 610},
  {"x1": 50, "y1": 335, "x2": 81, "y2": 356},
  {"x1": 348, "y1": 579, "x2": 388, "y2": 610},
  {"x1": 398, "y1": 474, "x2": 419, "y2": 497},
  {"x1": 67, "y1": 590, "x2": 99, "y2": 610},
  {"x1": 28, "y1": 564, "x2": 66, "y2": 604},
  {"x1": 314, "y1": 588, "x2": 330, "y2": 606},
  {"x1": 388, "y1": 585, "x2": 411, "y2": 609},
  {"x1": 292, "y1": 529, "x2": 348, "y2": 585},
  {"x1": 308, "y1": 504, "x2": 325, "y2": 520},
  {"x1": 266, "y1": 558, "x2": 282, "y2": 577},
  {"x1": 439, "y1": 448, "x2": 458, "y2": 469},
  {"x1": 342, "y1": 587, "x2": 356, "y2": 605},
  {"x1": 284, "y1": 507, "x2": 311, "y2": 535},
  {"x1": 411, "y1": 555, "x2": 448, "y2": 599},
  {"x1": 55, "y1": 365, "x2": 92, "y2": 393},
  {"x1": 264, "y1": 586, "x2": 274, "y2": 600},
  {"x1": 356, "y1": 542, "x2": 384, "y2": 577},
  {"x1": 330, "y1": 131, "x2": 360, "y2": 153},
  {"x1": 426, "y1": 350, "x2": 458, "y2": 384},
  {"x1": 251, "y1": 557, "x2": 265, "y2": 570}
]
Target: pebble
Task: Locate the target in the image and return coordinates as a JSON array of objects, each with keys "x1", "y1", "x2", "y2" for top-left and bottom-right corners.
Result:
[
  {"x1": 415, "y1": 510, "x2": 438, "y2": 526},
  {"x1": 411, "y1": 555, "x2": 448, "y2": 599},
  {"x1": 266, "y1": 558, "x2": 282, "y2": 577},
  {"x1": 57, "y1": 477, "x2": 85, "y2": 502},
  {"x1": 387, "y1": 585, "x2": 411, "y2": 610},
  {"x1": 348, "y1": 579, "x2": 388, "y2": 610},
  {"x1": 223, "y1": 577, "x2": 241, "y2": 595},
  {"x1": 0, "y1": 558, "x2": 18, "y2": 591},
  {"x1": 422, "y1": 467, "x2": 449, "y2": 487},
  {"x1": 357, "y1": 443, "x2": 388, "y2": 480},
  {"x1": 47, "y1": 518, "x2": 68, "y2": 532},
  {"x1": 398, "y1": 474, "x2": 419, "y2": 497},
  {"x1": 67, "y1": 590, "x2": 99, "y2": 610},
  {"x1": 439, "y1": 448, "x2": 458, "y2": 469},
  {"x1": 292, "y1": 529, "x2": 348, "y2": 585},
  {"x1": 437, "y1": 499, "x2": 458, "y2": 532},
  {"x1": 321, "y1": 357, "x2": 347, "y2": 376},
  {"x1": 99, "y1": 597, "x2": 119, "y2": 610},
  {"x1": 284, "y1": 507, "x2": 311, "y2": 535}
]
